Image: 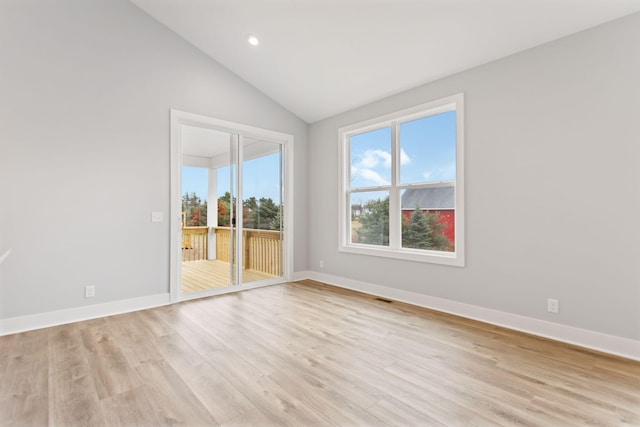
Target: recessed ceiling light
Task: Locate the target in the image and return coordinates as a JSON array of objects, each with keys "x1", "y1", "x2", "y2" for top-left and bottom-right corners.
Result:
[{"x1": 247, "y1": 35, "x2": 259, "y2": 46}]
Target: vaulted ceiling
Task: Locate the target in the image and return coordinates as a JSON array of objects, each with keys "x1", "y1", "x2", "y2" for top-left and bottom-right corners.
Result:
[{"x1": 130, "y1": 0, "x2": 640, "y2": 123}]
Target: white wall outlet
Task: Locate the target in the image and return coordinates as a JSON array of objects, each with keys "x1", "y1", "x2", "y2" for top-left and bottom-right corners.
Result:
[
  {"x1": 85, "y1": 285, "x2": 95, "y2": 298},
  {"x1": 151, "y1": 211, "x2": 163, "y2": 222},
  {"x1": 319, "y1": 260, "x2": 324, "y2": 268},
  {"x1": 547, "y1": 298, "x2": 559, "y2": 314}
]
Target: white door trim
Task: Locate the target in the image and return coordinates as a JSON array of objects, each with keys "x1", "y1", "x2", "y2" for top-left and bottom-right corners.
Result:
[{"x1": 169, "y1": 109, "x2": 294, "y2": 302}]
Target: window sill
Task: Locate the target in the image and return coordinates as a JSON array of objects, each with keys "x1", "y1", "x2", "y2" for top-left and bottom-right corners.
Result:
[{"x1": 339, "y1": 243, "x2": 465, "y2": 267}]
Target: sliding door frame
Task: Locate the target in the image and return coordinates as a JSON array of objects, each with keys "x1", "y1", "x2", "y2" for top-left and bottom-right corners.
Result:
[{"x1": 169, "y1": 109, "x2": 294, "y2": 303}]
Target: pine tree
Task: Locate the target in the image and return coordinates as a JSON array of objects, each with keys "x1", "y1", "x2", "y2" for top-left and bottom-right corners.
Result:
[
  {"x1": 251, "y1": 197, "x2": 280, "y2": 230},
  {"x1": 402, "y1": 206, "x2": 450, "y2": 250},
  {"x1": 243, "y1": 197, "x2": 259, "y2": 229},
  {"x1": 403, "y1": 206, "x2": 431, "y2": 249},
  {"x1": 268, "y1": 207, "x2": 283, "y2": 231},
  {"x1": 357, "y1": 196, "x2": 389, "y2": 245},
  {"x1": 425, "y1": 211, "x2": 450, "y2": 251}
]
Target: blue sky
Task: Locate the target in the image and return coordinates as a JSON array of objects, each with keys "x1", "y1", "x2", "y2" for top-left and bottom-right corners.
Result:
[
  {"x1": 350, "y1": 111, "x2": 456, "y2": 188},
  {"x1": 182, "y1": 167, "x2": 208, "y2": 200},
  {"x1": 183, "y1": 112, "x2": 454, "y2": 205},
  {"x1": 182, "y1": 153, "x2": 281, "y2": 203}
]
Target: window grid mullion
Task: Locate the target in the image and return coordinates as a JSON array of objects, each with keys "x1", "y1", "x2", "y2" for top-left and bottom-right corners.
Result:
[{"x1": 388, "y1": 122, "x2": 400, "y2": 250}]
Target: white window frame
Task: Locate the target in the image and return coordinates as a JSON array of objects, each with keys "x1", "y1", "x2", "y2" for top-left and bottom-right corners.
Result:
[{"x1": 338, "y1": 93, "x2": 465, "y2": 267}]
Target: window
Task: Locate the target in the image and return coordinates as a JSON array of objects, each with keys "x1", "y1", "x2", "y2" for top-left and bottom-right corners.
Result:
[{"x1": 339, "y1": 93, "x2": 464, "y2": 266}]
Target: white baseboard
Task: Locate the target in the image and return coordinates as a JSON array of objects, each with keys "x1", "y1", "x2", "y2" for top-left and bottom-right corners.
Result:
[
  {"x1": 291, "y1": 270, "x2": 313, "y2": 282},
  {"x1": 0, "y1": 271, "x2": 314, "y2": 336},
  {"x1": 0, "y1": 293, "x2": 171, "y2": 336},
  {"x1": 300, "y1": 271, "x2": 640, "y2": 361},
  {"x1": 4, "y1": 271, "x2": 638, "y2": 361}
]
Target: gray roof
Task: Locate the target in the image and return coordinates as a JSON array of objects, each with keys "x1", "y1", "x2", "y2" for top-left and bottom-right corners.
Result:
[{"x1": 401, "y1": 186, "x2": 454, "y2": 210}]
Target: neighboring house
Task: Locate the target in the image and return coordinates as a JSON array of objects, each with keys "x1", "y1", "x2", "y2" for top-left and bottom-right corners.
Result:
[{"x1": 401, "y1": 185, "x2": 455, "y2": 244}]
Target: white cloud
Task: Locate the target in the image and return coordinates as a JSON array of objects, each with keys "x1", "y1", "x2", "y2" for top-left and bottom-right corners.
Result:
[
  {"x1": 400, "y1": 148, "x2": 411, "y2": 165},
  {"x1": 359, "y1": 149, "x2": 391, "y2": 169},
  {"x1": 352, "y1": 165, "x2": 390, "y2": 186},
  {"x1": 358, "y1": 148, "x2": 410, "y2": 168}
]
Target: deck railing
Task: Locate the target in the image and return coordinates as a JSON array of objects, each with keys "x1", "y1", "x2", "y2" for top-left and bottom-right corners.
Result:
[
  {"x1": 182, "y1": 226, "x2": 209, "y2": 261},
  {"x1": 182, "y1": 226, "x2": 282, "y2": 276},
  {"x1": 244, "y1": 228, "x2": 282, "y2": 276}
]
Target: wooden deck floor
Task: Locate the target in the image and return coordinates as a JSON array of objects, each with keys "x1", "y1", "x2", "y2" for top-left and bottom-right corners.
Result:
[{"x1": 181, "y1": 259, "x2": 274, "y2": 293}]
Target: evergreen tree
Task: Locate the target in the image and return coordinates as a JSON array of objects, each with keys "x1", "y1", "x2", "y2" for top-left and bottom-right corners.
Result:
[
  {"x1": 403, "y1": 206, "x2": 431, "y2": 249},
  {"x1": 251, "y1": 197, "x2": 280, "y2": 230},
  {"x1": 268, "y1": 206, "x2": 283, "y2": 231},
  {"x1": 243, "y1": 197, "x2": 259, "y2": 228},
  {"x1": 357, "y1": 196, "x2": 389, "y2": 245},
  {"x1": 217, "y1": 193, "x2": 281, "y2": 230},
  {"x1": 425, "y1": 211, "x2": 450, "y2": 251},
  {"x1": 243, "y1": 196, "x2": 258, "y2": 211},
  {"x1": 402, "y1": 206, "x2": 450, "y2": 251}
]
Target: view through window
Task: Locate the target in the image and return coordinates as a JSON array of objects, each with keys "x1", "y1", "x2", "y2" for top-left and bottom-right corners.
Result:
[{"x1": 340, "y1": 94, "x2": 464, "y2": 266}]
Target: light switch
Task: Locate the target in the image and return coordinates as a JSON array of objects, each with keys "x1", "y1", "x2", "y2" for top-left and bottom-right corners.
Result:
[{"x1": 151, "y1": 211, "x2": 164, "y2": 223}]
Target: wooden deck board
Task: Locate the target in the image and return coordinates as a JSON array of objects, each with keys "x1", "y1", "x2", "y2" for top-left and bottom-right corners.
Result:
[{"x1": 181, "y1": 260, "x2": 274, "y2": 293}]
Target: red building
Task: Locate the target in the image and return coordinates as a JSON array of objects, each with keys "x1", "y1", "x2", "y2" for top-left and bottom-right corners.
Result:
[{"x1": 401, "y1": 185, "x2": 455, "y2": 246}]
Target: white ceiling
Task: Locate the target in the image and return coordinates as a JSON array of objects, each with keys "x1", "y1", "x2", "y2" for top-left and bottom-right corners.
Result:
[
  {"x1": 182, "y1": 125, "x2": 280, "y2": 166},
  {"x1": 182, "y1": 125, "x2": 232, "y2": 159},
  {"x1": 130, "y1": 0, "x2": 640, "y2": 123}
]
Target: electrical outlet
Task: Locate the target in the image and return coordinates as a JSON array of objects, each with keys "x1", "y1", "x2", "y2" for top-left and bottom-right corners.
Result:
[
  {"x1": 151, "y1": 211, "x2": 163, "y2": 222},
  {"x1": 547, "y1": 298, "x2": 559, "y2": 314},
  {"x1": 319, "y1": 260, "x2": 324, "y2": 268},
  {"x1": 85, "y1": 285, "x2": 95, "y2": 298}
]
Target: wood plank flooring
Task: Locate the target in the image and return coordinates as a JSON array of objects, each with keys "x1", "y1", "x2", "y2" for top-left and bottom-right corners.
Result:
[
  {"x1": 181, "y1": 260, "x2": 274, "y2": 293},
  {"x1": 1, "y1": 280, "x2": 639, "y2": 426}
]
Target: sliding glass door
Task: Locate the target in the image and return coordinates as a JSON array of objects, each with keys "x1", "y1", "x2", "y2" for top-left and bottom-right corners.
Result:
[
  {"x1": 178, "y1": 125, "x2": 284, "y2": 297},
  {"x1": 240, "y1": 137, "x2": 284, "y2": 285}
]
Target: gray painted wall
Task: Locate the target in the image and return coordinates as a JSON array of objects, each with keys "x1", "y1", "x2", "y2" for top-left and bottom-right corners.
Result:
[
  {"x1": 0, "y1": 0, "x2": 308, "y2": 318},
  {"x1": 308, "y1": 13, "x2": 640, "y2": 340},
  {"x1": 1, "y1": 0, "x2": 637, "y2": 343}
]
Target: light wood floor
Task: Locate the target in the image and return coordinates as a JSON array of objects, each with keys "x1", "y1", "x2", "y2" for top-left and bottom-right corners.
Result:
[
  {"x1": 1, "y1": 280, "x2": 639, "y2": 426},
  {"x1": 181, "y1": 260, "x2": 274, "y2": 293}
]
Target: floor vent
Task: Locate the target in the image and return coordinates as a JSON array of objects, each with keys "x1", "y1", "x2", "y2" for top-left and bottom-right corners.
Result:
[{"x1": 374, "y1": 297, "x2": 393, "y2": 303}]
